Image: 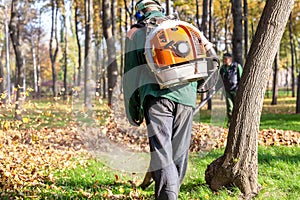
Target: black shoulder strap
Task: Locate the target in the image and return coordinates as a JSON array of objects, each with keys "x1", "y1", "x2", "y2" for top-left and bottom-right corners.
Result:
[{"x1": 131, "y1": 22, "x2": 146, "y2": 29}]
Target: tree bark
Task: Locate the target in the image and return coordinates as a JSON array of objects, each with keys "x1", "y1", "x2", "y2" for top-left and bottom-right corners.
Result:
[
  {"x1": 0, "y1": 45, "x2": 4, "y2": 96},
  {"x1": 224, "y1": 5, "x2": 231, "y2": 52},
  {"x1": 207, "y1": 0, "x2": 214, "y2": 110},
  {"x1": 288, "y1": 13, "x2": 296, "y2": 97},
  {"x1": 75, "y1": 2, "x2": 81, "y2": 86},
  {"x1": 62, "y1": 4, "x2": 68, "y2": 100},
  {"x1": 103, "y1": 0, "x2": 118, "y2": 107},
  {"x1": 49, "y1": 0, "x2": 59, "y2": 97},
  {"x1": 195, "y1": 0, "x2": 201, "y2": 29},
  {"x1": 165, "y1": 0, "x2": 171, "y2": 15},
  {"x1": 231, "y1": 0, "x2": 243, "y2": 65},
  {"x1": 205, "y1": 0, "x2": 294, "y2": 198},
  {"x1": 84, "y1": 0, "x2": 93, "y2": 110},
  {"x1": 9, "y1": 0, "x2": 25, "y2": 120},
  {"x1": 4, "y1": 3, "x2": 11, "y2": 104},
  {"x1": 296, "y1": 73, "x2": 300, "y2": 113},
  {"x1": 243, "y1": 0, "x2": 249, "y2": 58},
  {"x1": 271, "y1": 52, "x2": 279, "y2": 105},
  {"x1": 201, "y1": 0, "x2": 208, "y2": 37}
]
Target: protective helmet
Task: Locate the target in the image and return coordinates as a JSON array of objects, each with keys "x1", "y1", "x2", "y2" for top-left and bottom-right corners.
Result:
[{"x1": 135, "y1": 0, "x2": 163, "y2": 13}]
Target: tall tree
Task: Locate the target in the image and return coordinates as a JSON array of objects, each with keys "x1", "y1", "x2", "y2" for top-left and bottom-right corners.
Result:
[
  {"x1": 271, "y1": 52, "x2": 279, "y2": 105},
  {"x1": 84, "y1": 0, "x2": 93, "y2": 110},
  {"x1": 296, "y1": 72, "x2": 300, "y2": 113},
  {"x1": 195, "y1": 0, "x2": 200, "y2": 29},
  {"x1": 9, "y1": 0, "x2": 26, "y2": 120},
  {"x1": 165, "y1": 0, "x2": 171, "y2": 15},
  {"x1": 0, "y1": 43, "x2": 4, "y2": 96},
  {"x1": 49, "y1": 0, "x2": 59, "y2": 97},
  {"x1": 205, "y1": 0, "x2": 294, "y2": 198},
  {"x1": 201, "y1": 0, "x2": 209, "y2": 36},
  {"x1": 243, "y1": 0, "x2": 249, "y2": 58},
  {"x1": 102, "y1": 0, "x2": 118, "y2": 107},
  {"x1": 231, "y1": 0, "x2": 243, "y2": 65},
  {"x1": 61, "y1": 0, "x2": 68, "y2": 100},
  {"x1": 288, "y1": 13, "x2": 296, "y2": 97},
  {"x1": 74, "y1": 0, "x2": 82, "y2": 86},
  {"x1": 4, "y1": 2, "x2": 11, "y2": 103}
]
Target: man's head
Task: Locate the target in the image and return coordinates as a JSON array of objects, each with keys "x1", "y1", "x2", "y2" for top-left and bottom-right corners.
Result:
[
  {"x1": 135, "y1": 0, "x2": 163, "y2": 14},
  {"x1": 223, "y1": 52, "x2": 232, "y2": 66}
]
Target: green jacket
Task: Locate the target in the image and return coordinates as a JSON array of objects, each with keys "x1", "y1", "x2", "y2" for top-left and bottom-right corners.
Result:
[{"x1": 123, "y1": 10, "x2": 197, "y2": 126}]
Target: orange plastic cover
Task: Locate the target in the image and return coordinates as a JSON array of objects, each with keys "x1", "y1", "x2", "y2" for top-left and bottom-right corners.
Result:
[{"x1": 151, "y1": 25, "x2": 205, "y2": 68}]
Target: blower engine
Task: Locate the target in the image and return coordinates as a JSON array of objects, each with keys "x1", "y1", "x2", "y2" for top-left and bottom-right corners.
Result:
[{"x1": 144, "y1": 18, "x2": 215, "y2": 89}]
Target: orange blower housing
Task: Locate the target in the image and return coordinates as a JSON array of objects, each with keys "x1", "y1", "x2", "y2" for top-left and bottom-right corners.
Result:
[
  {"x1": 151, "y1": 25, "x2": 206, "y2": 68},
  {"x1": 144, "y1": 19, "x2": 210, "y2": 88}
]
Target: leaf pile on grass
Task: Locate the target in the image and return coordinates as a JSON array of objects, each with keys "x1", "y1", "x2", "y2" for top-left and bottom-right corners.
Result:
[
  {"x1": 99, "y1": 115, "x2": 300, "y2": 154},
  {"x1": 0, "y1": 123, "x2": 86, "y2": 194}
]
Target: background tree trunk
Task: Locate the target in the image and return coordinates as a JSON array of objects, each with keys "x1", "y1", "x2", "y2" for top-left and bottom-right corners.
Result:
[
  {"x1": 9, "y1": 0, "x2": 25, "y2": 120},
  {"x1": 205, "y1": 0, "x2": 294, "y2": 198},
  {"x1": 207, "y1": 0, "x2": 214, "y2": 110},
  {"x1": 4, "y1": 3, "x2": 11, "y2": 104},
  {"x1": 75, "y1": 2, "x2": 81, "y2": 87},
  {"x1": 84, "y1": 0, "x2": 93, "y2": 110},
  {"x1": 201, "y1": 0, "x2": 208, "y2": 36},
  {"x1": 296, "y1": 73, "x2": 300, "y2": 113},
  {"x1": 231, "y1": 0, "x2": 243, "y2": 65},
  {"x1": 62, "y1": 4, "x2": 68, "y2": 100},
  {"x1": 49, "y1": 0, "x2": 59, "y2": 97},
  {"x1": 0, "y1": 45, "x2": 4, "y2": 95},
  {"x1": 165, "y1": 0, "x2": 171, "y2": 15},
  {"x1": 289, "y1": 13, "x2": 296, "y2": 97},
  {"x1": 224, "y1": 5, "x2": 231, "y2": 52},
  {"x1": 271, "y1": 52, "x2": 279, "y2": 105},
  {"x1": 195, "y1": 0, "x2": 201, "y2": 29},
  {"x1": 103, "y1": 0, "x2": 118, "y2": 107},
  {"x1": 243, "y1": 0, "x2": 249, "y2": 58}
]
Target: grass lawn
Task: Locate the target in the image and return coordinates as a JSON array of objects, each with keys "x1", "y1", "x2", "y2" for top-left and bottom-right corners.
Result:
[
  {"x1": 194, "y1": 93, "x2": 300, "y2": 132},
  {"x1": 9, "y1": 146, "x2": 298, "y2": 200},
  {"x1": 0, "y1": 93, "x2": 299, "y2": 199}
]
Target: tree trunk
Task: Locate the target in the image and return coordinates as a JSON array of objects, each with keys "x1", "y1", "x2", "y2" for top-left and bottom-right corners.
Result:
[
  {"x1": 231, "y1": 0, "x2": 243, "y2": 65},
  {"x1": 288, "y1": 13, "x2": 296, "y2": 97},
  {"x1": 36, "y1": 9, "x2": 42, "y2": 98},
  {"x1": 205, "y1": 0, "x2": 294, "y2": 198},
  {"x1": 84, "y1": 0, "x2": 93, "y2": 110},
  {"x1": 243, "y1": 0, "x2": 249, "y2": 58},
  {"x1": 224, "y1": 5, "x2": 231, "y2": 52},
  {"x1": 165, "y1": 0, "x2": 171, "y2": 15},
  {"x1": 49, "y1": 0, "x2": 59, "y2": 97},
  {"x1": 195, "y1": 0, "x2": 201, "y2": 29},
  {"x1": 0, "y1": 45, "x2": 4, "y2": 95},
  {"x1": 201, "y1": 0, "x2": 208, "y2": 37},
  {"x1": 4, "y1": 4, "x2": 11, "y2": 104},
  {"x1": 207, "y1": 0, "x2": 214, "y2": 110},
  {"x1": 75, "y1": 3, "x2": 81, "y2": 86},
  {"x1": 9, "y1": 0, "x2": 25, "y2": 121},
  {"x1": 271, "y1": 52, "x2": 279, "y2": 105},
  {"x1": 62, "y1": 7, "x2": 68, "y2": 100},
  {"x1": 296, "y1": 73, "x2": 300, "y2": 113},
  {"x1": 103, "y1": 0, "x2": 118, "y2": 107},
  {"x1": 119, "y1": 7, "x2": 124, "y2": 93},
  {"x1": 31, "y1": 33, "x2": 38, "y2": 97}
]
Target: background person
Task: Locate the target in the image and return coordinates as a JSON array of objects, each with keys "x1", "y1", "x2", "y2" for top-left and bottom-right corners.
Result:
[{"x1": 220, "y1": 52, "x2": 243, "y2": 126}]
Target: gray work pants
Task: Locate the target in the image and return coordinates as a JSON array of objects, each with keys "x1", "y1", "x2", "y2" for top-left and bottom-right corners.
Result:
[{"x1": 144, "y1": 96, "x2": 193, "y2": 200}]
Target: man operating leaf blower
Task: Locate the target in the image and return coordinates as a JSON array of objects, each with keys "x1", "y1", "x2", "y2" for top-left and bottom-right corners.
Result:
[{"x1": 123, "y1": 0, "x2": 219, "y2": 199}]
